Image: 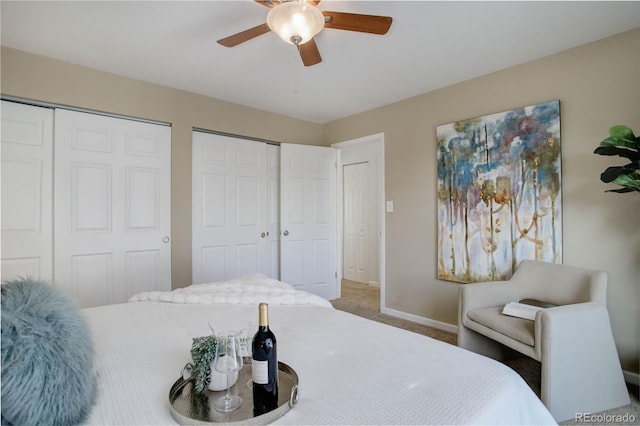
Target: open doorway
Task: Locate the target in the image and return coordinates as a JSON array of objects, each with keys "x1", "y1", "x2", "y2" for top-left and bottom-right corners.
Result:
[
  {"x1": 332, "y1": 133, "x2": 385, "y2": 312},
  {"x1": 332, "y1": 278, "x2": 380, "y2": 317}
]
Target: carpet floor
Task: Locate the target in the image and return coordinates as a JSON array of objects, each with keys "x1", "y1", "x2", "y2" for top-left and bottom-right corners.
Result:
[{"x1": 332, "y1": 279, "x2": 639, "y2": 425}]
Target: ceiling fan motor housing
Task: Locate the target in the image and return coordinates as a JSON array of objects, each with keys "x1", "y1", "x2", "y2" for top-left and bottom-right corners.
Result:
[{"x1": 267, "y1": 1, "x2": 325, "y2": 45}]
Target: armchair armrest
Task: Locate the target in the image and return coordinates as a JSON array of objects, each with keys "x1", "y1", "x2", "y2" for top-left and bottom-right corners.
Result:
[
  {"x1": 533, "y1": 302, "x2": 606, "y2": 360},
  {"x1": 459, "y1": 281, "x2": 528, "y2": 314},
  {"x1": 537, "y1": 302, "x2": 628, "y2": 419},
  {"x1": 537, "y1": 302, "x2": 613, "y2": 353}
]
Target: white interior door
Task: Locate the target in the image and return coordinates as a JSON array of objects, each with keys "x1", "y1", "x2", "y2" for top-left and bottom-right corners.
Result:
[
  {"x1": 54, "y1": 109, "x2": 171, "y2": 307},
  {"x1": 280, "y1": 143, "x2": 338, "y2": 300},
  {"x1": 343, "y1": 164, "x2": 357, "y2": 281},
  {"x1": 1, "y1": 101, "x2": 53, "y2": 282},
  {"x1": 192, "y1": 132, "x2": 269, "y2": 284},
  {"x1": 343, "y1": 162, "x2": 369, "y2": 283}
]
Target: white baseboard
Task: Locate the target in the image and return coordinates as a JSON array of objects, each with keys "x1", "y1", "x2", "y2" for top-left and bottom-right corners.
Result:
[
  {"x1": 368, "y1": 281, "x2": 380, "y2": 288},
  {"x1": 623, "y1": 369, "x2": 639, "y2": 386},
  {"x1": 381, "y1": 306, "x2": 458, "y2": 334}
]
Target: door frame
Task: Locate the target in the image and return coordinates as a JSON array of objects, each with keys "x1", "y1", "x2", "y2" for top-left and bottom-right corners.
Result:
[{"x1": 332, "y1": 133, "x2": 385, "y2": 308}]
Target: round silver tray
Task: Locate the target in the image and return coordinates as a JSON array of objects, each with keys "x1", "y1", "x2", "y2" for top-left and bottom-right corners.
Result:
[{"x1": 169, "y1": 361, "x2": 298, "y2": 425}]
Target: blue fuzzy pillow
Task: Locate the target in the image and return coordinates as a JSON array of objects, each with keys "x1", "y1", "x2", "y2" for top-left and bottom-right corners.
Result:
[{"x1": 1, "y1": 278, "x2": 96, "y2": 425}]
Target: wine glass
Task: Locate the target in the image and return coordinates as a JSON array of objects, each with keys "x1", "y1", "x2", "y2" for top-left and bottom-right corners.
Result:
[
  {"x1": 213, "y1": 331, "x2": 243, "y2": 412},
  {"x1": 244, "y1": 321, "x2": 256, "y2": 389}
]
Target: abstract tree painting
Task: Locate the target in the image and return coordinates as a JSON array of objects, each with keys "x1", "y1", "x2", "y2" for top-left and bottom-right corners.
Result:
[{"x1": 436, "y1": 101, "x2": 562, "y2": 283}]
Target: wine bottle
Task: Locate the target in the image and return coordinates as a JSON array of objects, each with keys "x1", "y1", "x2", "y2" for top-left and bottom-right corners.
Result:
[{"x1": 252, "y1": 303, "x2": 278, "y2": 416}]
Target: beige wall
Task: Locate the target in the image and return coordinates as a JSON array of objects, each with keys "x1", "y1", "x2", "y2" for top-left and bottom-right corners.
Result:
[
  {"x1": 0, "y1": 46, "x2": 324, "y2": 290},
  {"x1": 2, "y1": 28, "x2": 638, "y2": 373},
  {"x1": 323, "y1": 28, "x2": 640, "y2": 373}
]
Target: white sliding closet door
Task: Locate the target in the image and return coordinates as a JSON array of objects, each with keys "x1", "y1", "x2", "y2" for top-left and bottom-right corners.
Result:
[
  {"x1": 54, "y1": 109, "x2": 171, "y2": 307},
  {"x1": 280, "y1": 143, "x2": 338, "y2": 300},
  {"x1": 192, "y1": 132, "x2": 269, "y2": 284},
  {"x1": 1, "y1": 101, "x2": 54, "y2": 282}
]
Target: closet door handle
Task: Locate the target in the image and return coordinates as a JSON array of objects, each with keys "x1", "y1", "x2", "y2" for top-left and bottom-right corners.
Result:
[
  {"x1": 261, "y1": 232, "x2": 267, "y2": 238},
  {"x1": 162, "y1": 236, "x2": 170, "y2": 243},
  {"x1": 283, "y1": 230, "x2": 289, "y2": 236}
]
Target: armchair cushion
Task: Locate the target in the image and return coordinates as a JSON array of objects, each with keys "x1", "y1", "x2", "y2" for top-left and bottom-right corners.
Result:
[{"x1": 467, "y1": 307, "x2": 535, "y2": 346}]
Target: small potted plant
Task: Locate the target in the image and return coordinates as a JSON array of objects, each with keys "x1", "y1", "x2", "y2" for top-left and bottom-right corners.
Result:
[
  {"x1": 190, "y1": 332, "x2": 247, "y2": 394},
  {"x1": 190, "y1": 335, "x2": 218, "y2": 394},
  {"x1": 593, "y1": 125, "x2": 639, "y2": 193}
]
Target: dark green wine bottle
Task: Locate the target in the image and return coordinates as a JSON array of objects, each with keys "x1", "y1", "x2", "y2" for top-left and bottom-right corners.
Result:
[{"x1": 252, "y1": 303, "x2": 278, "y2": 416}]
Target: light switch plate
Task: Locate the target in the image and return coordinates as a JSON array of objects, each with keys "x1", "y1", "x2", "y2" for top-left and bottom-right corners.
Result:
[{"x1": 386, "y1": 201, "x2": 394, "y2": 213}]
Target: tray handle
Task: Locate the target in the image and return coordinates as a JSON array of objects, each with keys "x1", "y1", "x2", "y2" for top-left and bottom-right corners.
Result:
[
  {"x1": 169, "y1": 363, "x2": 194, "y2": 400},
  {"x1": 289, "y1": 383, "x2": 298, "y2": 407}
]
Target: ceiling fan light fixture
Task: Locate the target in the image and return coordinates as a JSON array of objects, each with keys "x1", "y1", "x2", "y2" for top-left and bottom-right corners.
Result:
[{"x1": 267, "y1": 1, "x2": 324, "y2": 46}]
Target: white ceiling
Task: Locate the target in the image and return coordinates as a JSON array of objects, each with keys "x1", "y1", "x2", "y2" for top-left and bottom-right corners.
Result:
[{"x1": 2, "y1": 1, "x2": 640, "y2": 124}]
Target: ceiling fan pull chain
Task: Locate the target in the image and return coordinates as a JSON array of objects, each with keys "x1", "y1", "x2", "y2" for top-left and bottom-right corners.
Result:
[{"x1": 293, "y1": 66, "x2": 300, "y2": 94}]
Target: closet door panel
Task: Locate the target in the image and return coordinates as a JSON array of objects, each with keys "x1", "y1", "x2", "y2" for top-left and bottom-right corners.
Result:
[
  {"x1": 201, "y1": 246, "x2": 227, "y2": 283},
  {"x1": 71, "y1": 253, "x2": 113, "y2": 307},
  {"x1": 72, "y1": 163, "x2": 112, "y2": 231},
  {"x1": 237, "y1": 176, "x2": 260, "y2": 227},
  {"x1": 202, "y1": 174, "x2": 227, "y2": 227},
  {"x1": 192, "y1": 132, "x2": 268, "y2": 284},
  {"x1": 126, "y1": 167, "x2": 160, "y2": 229},
  {"x1": 125, "y1": 249, "x2": 160, "y2": 296},
  {"x1": 55, "y1": 109, "x2": 171, "y2": 307},
  {"x1": 2, "y1": 159, "x2": 42, "y2": 231},
  {"x1": 1, "y1": 101, "x2": 53, "y2": 282}
]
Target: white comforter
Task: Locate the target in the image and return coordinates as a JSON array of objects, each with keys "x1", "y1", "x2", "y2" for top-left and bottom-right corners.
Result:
[
  {"x1": 83, "y1": 278, "x2": 555, "y2": 425},
  {"x1": 128, "y1": 274, "x2": 333, "y2": 308}
]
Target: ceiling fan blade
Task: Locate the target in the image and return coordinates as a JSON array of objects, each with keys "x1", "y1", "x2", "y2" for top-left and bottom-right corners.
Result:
[
  {"x1": 254, "y1": 0, "x2": 278, "y2": 8},
  {"x1": 322, "y1": 11, "x2": 392, "y2": 35},
  {"x1": 298, "y1": 38, "x2": 322, "y2": 67},
  {"x1": 217, "y1": 23, "x2": 271, "y2": 47},
  {"x1": 255, "y1": 0, "x2": 318, "y2": 7}
]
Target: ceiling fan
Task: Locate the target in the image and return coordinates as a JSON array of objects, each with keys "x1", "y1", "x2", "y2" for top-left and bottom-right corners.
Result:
[{"x1": 217, "y1": 0, "x2": 393, "y2": 67}]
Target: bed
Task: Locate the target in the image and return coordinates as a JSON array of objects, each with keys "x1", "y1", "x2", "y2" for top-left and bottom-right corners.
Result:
[{"x1": 75, "y1": 275, "x2": 556, "y2": 425}]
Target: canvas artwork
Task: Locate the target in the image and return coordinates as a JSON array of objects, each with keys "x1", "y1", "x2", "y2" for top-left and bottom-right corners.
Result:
[{"x1": 436, "y1": 100, "x2": 561, "y2": 283}]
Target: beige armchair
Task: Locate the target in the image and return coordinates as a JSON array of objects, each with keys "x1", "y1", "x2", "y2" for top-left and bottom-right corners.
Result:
[{"x1": 458, "y1": 260, "x2": 629, "y2": 422}]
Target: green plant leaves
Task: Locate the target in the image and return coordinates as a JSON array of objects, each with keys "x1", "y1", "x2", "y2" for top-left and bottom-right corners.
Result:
[
  {"x1": 593, "y1": 145, "x2": 637, "y2": 161},
  {"x1": 191, "y1": 335, "x2": 217, "y2": 394},
  {"x1": 609, "y1": 125, "x2": 635, "y2": 140},
  {"x1": 613, "y1": 172, "x2": 640, "y2": 189},
  {"x1": 594, "y1": 125, "x2": 640, "y2": 193},
  {"x1": 606, "y1": 187, "x2": 636, "y2": 193}
]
